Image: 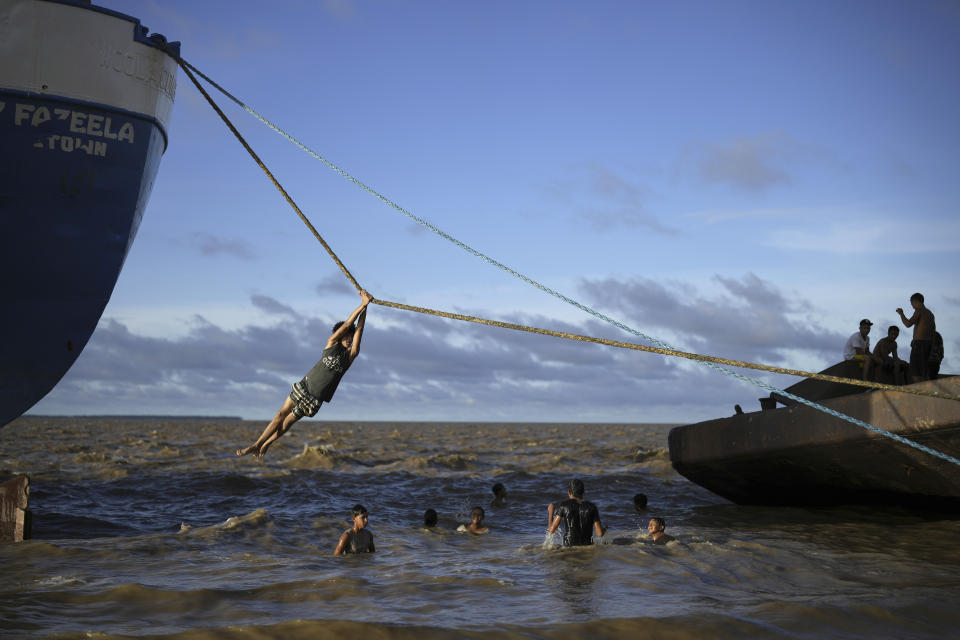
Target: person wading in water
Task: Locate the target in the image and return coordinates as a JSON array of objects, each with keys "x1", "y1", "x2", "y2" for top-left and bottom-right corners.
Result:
[{"x1": 547, "y1": 478, "x2": 607, "y2": 546}]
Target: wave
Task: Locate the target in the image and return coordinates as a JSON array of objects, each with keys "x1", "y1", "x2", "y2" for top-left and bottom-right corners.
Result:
[
  {"x1": 285, "y1": 444, "x2": 487, "y2": 474},
  {"x1": 279, "y1": 444, "x2": 674, "y2": 476},
  {"x1": 177, "y1": 508, "x2": 270, "y2": 536},
  {"x1": 380, "y1": 453, "x2": 481, "y2": 472},
  {"x1": 632, "y1": 446, "x2": 671, "y2": 464},
  {"x1": 32, "y1": 511, "x2": 140, "y2": 539},
  {"x1": 35, "y1": 574, "x2": 87, "y2": 588},
  {"x1": 177, "y1": 472, "x2": 272, "y2": 494},
  {"x1": 284, "y1": 443, "x2": 362, "y2": 470},
  {"x1": 42, "y1": 617, "x2": 777, "y2": 640},
  {"x1": 631, "y1": 446, "x2": 675, "y2": 476}
]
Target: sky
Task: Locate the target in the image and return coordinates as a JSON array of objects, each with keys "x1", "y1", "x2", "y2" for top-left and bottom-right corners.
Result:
[{"x1": 30, "y1": 0, "x2": 960, "y2": 423}]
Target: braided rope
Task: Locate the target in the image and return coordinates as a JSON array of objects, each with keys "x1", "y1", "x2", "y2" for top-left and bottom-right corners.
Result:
[
  {"x1": 374, "y1": 299, "x2": 960, "y2": 467},
  {"x1": 178, "y1": 60, "x2": 362, "y2": 292},
  {"x1": 179, "y1": 59, "x2": 958, "y2": 405},
  {"x1": 179, "y1": 59, "x2": 960, "y2": 468}
]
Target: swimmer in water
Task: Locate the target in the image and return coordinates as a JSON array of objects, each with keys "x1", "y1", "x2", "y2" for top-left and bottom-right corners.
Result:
[
  {"x1": 457, "y1": 506, "x2": 489, "y2": 534},
  {"x1": 490, "y1": 482, "x2": 507, "y2": 507},
  {"x1": 548, "y1": 478, "x2": 606, "y2": 546},
  {"x1": 633, "y1": 493, "x2": 648, "y2": 513},
  {"x1": 424, "y1": 508, "x2": 438, "y2": 528},
  {"x1": 237, "y1": 289, "x2": 373, "y2": 459},
  {"x1": 334, "y1": 504, "x2": 375, "y2": 555},
  {"x1": 647, "y1": 517, "x2": 674, "y2": 545}
]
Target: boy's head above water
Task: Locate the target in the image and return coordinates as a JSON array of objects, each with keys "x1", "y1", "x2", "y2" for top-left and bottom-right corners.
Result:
[
  {"x1": 633, "y1": 493, "x2": 648, "y2": 512},
  {"x1": 351, "y1": 504, "x2": 368, "y2": 527},
  {"x1": 567, "y1": 478, "x2": 585, "y2": 499}
]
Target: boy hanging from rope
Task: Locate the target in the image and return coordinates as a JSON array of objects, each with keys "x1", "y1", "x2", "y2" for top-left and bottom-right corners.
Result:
[{"x1": 236, "y1": 289, "x2": 373, "y2": 459}]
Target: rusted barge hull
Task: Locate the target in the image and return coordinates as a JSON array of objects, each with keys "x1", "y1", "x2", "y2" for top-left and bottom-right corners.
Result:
[{"x1": 668, "y1": 376, "x2": 960, "y2": 509}]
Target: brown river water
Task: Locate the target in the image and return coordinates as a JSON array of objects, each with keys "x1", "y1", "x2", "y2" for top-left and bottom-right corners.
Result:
[{"x1": 2, "y1": 417, "x2": 959, "y2": 639}]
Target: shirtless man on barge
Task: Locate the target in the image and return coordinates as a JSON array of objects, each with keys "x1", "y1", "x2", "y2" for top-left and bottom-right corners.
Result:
[{"x1": 897, "y1": 292, "x2": 936, "y2": 383}]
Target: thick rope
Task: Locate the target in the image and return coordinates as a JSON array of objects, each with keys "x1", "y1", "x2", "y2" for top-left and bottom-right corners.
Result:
[
  {"x1": 374, "y1": 299, "x2": 952, "y2": 395},
  {"x1": 177, "y1": 60, "x2": 362, "y2": 292},
  {"x1": 179, "y1": 59, "x2": 960, "y2": 468},
  {"x1": 373, "y1": 299, "x2": 960, "y2": 467},
  {"x1": 179, "y1": 60, "x2": 960, "y2": 402}
]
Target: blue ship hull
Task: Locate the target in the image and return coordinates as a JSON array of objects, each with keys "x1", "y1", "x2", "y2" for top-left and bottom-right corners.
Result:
[
  {"x1": 0, "y1": 92, "x2": 166, "y2": 426},
  {"x1": 0, "y1": 0, "x2": 179, "y2": 426}
]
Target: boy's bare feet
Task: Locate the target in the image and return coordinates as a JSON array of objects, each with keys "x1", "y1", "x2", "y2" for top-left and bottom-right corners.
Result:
[{"x1": 236, "y1": 445, "x2": 259, "y2": 457}]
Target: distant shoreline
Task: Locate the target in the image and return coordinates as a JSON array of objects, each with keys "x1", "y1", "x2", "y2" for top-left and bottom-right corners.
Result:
[
  {"x1": 15, "y1": 414, "x2": 686, "y2": 429},
  {"x1": 21, "y1": 415, "x2": 243, "y2": 421},
  {"x1": 17, "y1": 416, "x2": 679, "y2": 426}
]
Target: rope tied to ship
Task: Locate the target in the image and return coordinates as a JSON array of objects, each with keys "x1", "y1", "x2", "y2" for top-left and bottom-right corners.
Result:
[{"x1": 177, "y1": 58, "x2": 960, "y2": 469}]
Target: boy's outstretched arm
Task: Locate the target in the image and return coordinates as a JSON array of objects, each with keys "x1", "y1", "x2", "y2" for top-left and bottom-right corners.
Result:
[{"x1": 350, "y1": 308, "x2": 367, "y2": 360}]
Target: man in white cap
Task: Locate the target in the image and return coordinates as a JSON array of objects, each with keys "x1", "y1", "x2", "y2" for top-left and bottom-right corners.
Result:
[{"x1": 843, "y1": 318, "x2": 878, "y2": 380}]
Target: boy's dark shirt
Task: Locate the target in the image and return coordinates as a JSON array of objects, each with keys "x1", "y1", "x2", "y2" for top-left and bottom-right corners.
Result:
[
  {"x1": 554, "y1": 498, "x2": 601, "y2": 546},
  {"x1": 304, "y1": 343, "x2": 351, "y2": 401}
]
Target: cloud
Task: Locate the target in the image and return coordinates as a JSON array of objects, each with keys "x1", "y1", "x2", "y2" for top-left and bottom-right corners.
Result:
[
  {"x1": 322, "y1": 0, "x2": 356, "y2": 21},
  {"x1": 33, "y1": 312, "x2": 323, "y2": 418},
  {"x1": 577, "y1": 272, "x2": 842, "y2": 366},
  {"x1": 684, "y1": 131, "x2": 831, "y2": 192},
  {"x1": 315, "y1": 274, "x2": 357, "y2": 296},
  {"x1": 548, "y1": 165, "x2": 677, "y2": 234},
  {"x1": 680, "y1": 206, "x2": 794, "y2": 224},
  {"x1": 32, "y1": 273, "x2": 867, "y2": 421},
  {"x1": 766, "y1": 217, "x2": 960, "y2": 254},
  {"x1": 404, "y1": 222, "x2": 430, "y2": 236},
  {"x1": 886, "y1": 153, "x2": 916, "y2": 179},
  {"x1": 251, "y1": 294, "x2": 300, "y2": 318},
  {"x1": 31, "y1": 266, "x2": 875, "y2": 424},
  {"x1": 33, "y1": 295, "x2": 716, "y2": 421},
  {"x1": 188, "y1": 232, "x2": 256, "y2": 260}
]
